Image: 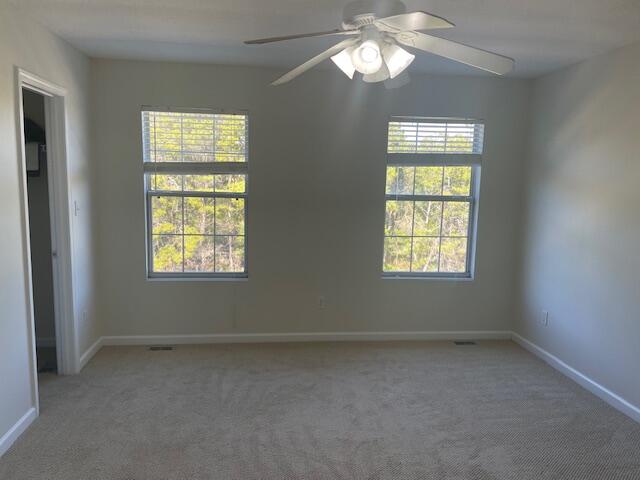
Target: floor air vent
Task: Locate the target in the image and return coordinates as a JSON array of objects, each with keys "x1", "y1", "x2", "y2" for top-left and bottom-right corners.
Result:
[
  {"x1": 148, "y1": 345, "x2": 174, "y2": 351},
  {"x1": 454, "y1": 341, "x2": 477, "y2": 346}
]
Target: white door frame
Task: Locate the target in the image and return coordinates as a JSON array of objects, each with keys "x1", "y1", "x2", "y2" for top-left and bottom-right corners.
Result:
[{"x1": 15, "y1": 68, "x2": 78, "y2": 411}]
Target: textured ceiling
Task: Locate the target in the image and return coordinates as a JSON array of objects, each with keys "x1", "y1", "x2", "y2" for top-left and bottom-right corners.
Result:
[{"x1": 10, "y1": 0, "x2": 640, "y2": 78}]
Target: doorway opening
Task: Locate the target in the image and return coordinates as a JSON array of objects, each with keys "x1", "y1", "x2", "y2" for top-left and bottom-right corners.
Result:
[
  {"x1": 22, "y1": 88, "x2": 58, "y2": 374},
  {"x1": 16, "y1": 68, "x2": 78, "y2": 413}
]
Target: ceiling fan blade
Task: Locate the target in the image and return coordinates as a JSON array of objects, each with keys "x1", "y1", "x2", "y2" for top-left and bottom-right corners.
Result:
[
  {"x1": 395, "y1": 31, "x2": 514, "y2": 75},
  {"x1": 245, "y1": 29, "x2": 358, "y2": 45},
  {"x1": 271, "y1": 38, "x2": 359, "y2": 85},
  {"x1": 375, "y1": 11, "x2": 454, "y2": 33}
]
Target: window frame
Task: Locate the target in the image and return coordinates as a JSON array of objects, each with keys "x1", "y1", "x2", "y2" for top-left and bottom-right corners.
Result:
[
  {"x1": 382, "y1": 116, "x2": 483, "y2": 280},
  {"x1": 141, "y1": 106, "x2": 249, "y2": 280}
]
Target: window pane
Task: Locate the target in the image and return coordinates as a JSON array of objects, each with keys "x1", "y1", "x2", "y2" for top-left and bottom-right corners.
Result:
[
  {"x1": 385, "y1": 200, "x2": 413, "y2": 236},
  {"x1": 418, "y1": 123, "x2": 446, "y2": 153},
  {"x1": 214, "y1": 174, "x2": 246, "y2": 193},
  {"x1": 151, "y1": 196, "x2": 182, "y2": 234},
  {"x1": 387, "y1": 122, "x2": 417, "y2": 153},
  {"x1": 184, "y1": 235, "x2": 215, "y2": 272},
  {"x1": 414, "y1": 167, "x2": 443, "y2": 195},
  {"x1": 442, "y1": 124, "x2": 476, "y2": 153},
  {"x1": 215, "y1": 198, "x2": 245, "y2": 235},
  {"x1": 215, "y1": 115, "x2": 246, "y2": 162},
  {"x1": 184, "y1": 175, "x2": 214, "y2": 192},
  {"x1": 184, "y1": 197, "x2": 215, "y2": 235},
  {"x1": 443, "y1": 166, "x2": 472, "y2": 196},
  {"x1": 152, "y1": 235, "x2": 183, "y2": 272},
  {"x1": 151, "y1": 112, "x2": 182, "y2": 162},
  {"x1": 413, "y1": 201, "x2": 442, "y2": 236},
  {"x1": 388, "y1": 120, "x2": 484, "y2": 155},
  {"x1": 215, "y1": 236, "x2": 245, "y2": 272},
  {"x1": 442, "y1": 202, "x2": 470, "y2": 237},
  {"x1": 385, "y1": 166, "x2": 414, "y2": 195},
  {"x1": 182, "y1": 115, "x2": 214, "y2": 162},
  {"x1": 151, "y1": 174, "x2": 183, "y2": 191},
  {"x1": 383, "y1": 237, "x2": 411, "y2": 271},
  {"x1": 439, "y1": 238, "x2": 467, "y2": 273},
  {"x1": 411, "y1": 237, "x2": 440, "y2": 273},
  {"x1": 144, "y1": 111, "x2": 247, "y2": 163}
]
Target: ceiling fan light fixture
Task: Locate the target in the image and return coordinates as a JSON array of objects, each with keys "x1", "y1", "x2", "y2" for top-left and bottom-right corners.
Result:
[
  {"x1": 363, "y1": 61, "x2": 391, "y2": 83},
  {"x1": 331, "y1": 47, "x2": 357, "y2": 79},
  {"x1": 249, "y1": 1, "x2": 515, "y2": 86},
  {"x1": 382, "y1": 43, "x2": 415, "y2": 79},
  {"x1": 352, "y1": 39, "x2": 383, "y2": 74}
]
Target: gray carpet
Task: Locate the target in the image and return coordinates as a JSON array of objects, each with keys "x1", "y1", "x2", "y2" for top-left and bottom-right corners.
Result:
[{"x1": 1, "y1": 340, "x2": 639, "y2": 479}]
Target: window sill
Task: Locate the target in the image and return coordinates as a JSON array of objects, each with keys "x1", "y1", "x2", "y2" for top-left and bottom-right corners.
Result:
[
  {"x1": 146, "y1": 275, "x2": 248, "y2": 283},
  {"x1": 382, "y1": 275, "x2": 474, "y2": 282}
]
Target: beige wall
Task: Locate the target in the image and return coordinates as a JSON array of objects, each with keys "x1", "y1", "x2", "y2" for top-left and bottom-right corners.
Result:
[
  {"x1": 91, "y1": 59, "x2": 531, "y2": 337},
  {"x1": 0, "y1": 1, "x2": 100, "y2": 447},
  {"x1": 516, "y1": 41, "x2": 640, "y2": 408}
]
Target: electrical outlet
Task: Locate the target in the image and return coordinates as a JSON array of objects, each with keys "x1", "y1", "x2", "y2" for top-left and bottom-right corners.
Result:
[
  {"x1": 318, "y1": 295, "x2": 326, "y2": 309},
  {"x1": 540, "y1": 310, "x2": 549, "y2": 326}
]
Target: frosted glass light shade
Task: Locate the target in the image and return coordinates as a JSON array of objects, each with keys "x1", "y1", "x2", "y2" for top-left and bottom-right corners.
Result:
[
  {"x1": 382, "y1": 44, "x2": 415, "y2": 79},
  {"x1": 331, "y1": 47, "x2": 356, "y2": 79}
]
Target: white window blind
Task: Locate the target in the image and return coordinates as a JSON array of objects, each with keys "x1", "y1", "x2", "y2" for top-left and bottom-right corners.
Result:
[
  {"x1": 143, "y1": 111, "x2": 247, "y2": 163},
  {"x1": 388, "y1": 118, "x2": 484, "y2": 155}
]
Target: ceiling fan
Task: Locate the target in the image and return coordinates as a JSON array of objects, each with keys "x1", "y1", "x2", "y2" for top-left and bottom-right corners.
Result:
[{"x1": 245, "y1": 0, "x2": 514, "y2": 87}]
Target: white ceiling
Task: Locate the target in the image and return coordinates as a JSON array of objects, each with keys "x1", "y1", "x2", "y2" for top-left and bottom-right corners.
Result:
[{"x1": 11, "y1": 0, "x2": 640, "y2": 78}]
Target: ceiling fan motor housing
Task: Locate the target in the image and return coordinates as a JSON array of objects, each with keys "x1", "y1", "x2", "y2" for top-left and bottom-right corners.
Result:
[{"x1": 342, "y1": 0, "x2": 407, "y2": 29}]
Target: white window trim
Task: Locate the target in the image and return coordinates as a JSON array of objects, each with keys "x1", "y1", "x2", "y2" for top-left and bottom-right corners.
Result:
[
  {"x1": 141, "y1": 106, "x2": 249, "y2": 279},
  {"x1": 382, "y1": 116, "x2": 483, "y2": 280}
]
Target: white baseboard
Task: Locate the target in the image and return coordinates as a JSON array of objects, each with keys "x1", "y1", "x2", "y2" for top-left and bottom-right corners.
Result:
[
  {"x1": 0, "y1": 408, "x2": 37, "y2": 458},
  {"x1": 101, "y1": 330, "x2": 512, "y2": 346},
  {"x1": 511, "y1": 332, "x2": 640, "y2": 424},
  {"x1": 79, "y1": 336, "x2": 104, "y2": 371}
]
